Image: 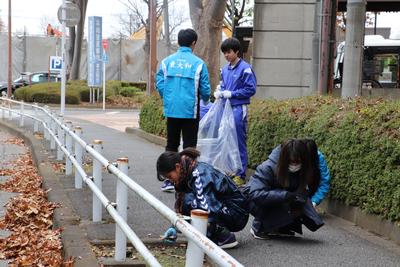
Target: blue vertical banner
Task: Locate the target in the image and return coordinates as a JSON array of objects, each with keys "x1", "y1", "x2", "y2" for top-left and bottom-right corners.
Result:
[{"x1": 88, "y1": 16, "x2": 103, "y2": 87}]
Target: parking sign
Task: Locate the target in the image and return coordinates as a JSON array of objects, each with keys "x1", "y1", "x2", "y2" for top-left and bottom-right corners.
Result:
[{"x1": 50, "y1": 56, "x2": 62, "y2": 72}]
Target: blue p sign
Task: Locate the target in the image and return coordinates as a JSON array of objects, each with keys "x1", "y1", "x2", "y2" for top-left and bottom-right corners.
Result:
[{"x1": 50, "y1": 56, "x2": 63, "y2": 72}]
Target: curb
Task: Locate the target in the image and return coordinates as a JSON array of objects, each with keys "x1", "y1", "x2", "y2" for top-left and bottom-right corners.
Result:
[
  {"x1": 126, "y1": 126, "x2": 400, "y2": 247},
  {"x1": 321, "y1": 199, "x2": 400, "y2": 246},
  {"x1": 125, "y1": 127, "x2": 166, "y2": 147},
  {"x1": 0, "y1": 120, "x2": 99, "y2": 267}
]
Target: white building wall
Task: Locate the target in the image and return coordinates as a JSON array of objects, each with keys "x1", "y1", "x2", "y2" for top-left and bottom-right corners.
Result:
[{"x1": 253, "y1": 0, "x2": 317, "y2": 99}]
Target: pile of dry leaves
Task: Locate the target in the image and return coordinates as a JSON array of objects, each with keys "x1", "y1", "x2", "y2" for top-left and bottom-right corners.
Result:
[{"x1": 0, "y1": 137, "x2": 71, "y2": 266}]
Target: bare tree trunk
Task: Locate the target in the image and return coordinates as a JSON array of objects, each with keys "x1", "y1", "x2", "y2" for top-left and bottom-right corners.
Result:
[
  {"x1": 70, "y1": 0, "x2": 88, "y2": 80},
  {"x1": 67, "y1": 26, "x2": 75, "y2": 72},
  {"x1": 163, "y1": 0, "x2": 170, "y2": 53},
  {"x1": 189, "y1": 0, "x2": 226, "y2": 90}
]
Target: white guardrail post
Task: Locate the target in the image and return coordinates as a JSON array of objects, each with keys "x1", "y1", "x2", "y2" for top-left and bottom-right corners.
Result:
[
  {"x1": 115, "y1": 157, "x2": 129, "y2": 261},
  {"x1": 65, "y1": 121, "x2": 73, "y2": 175},
  {"x1": 93, "y1": 139, "x2": 103, "y2": 222},
  {"x1": 74, "y1": 126, "x2": 83, "y2": 189},
  {"x1": 8, "y1": 101, "x2": 11, "y2": 121},
  {"x1": 57, "y1": 115, "x2": 64, "y2": 160},
  {"x1": 185, "y1": 209, "x2": 209, "y2": 267},
  {"x1": 19, "y1": 101, "x2": 24, "y2": 127},
  {"x1": 50, "y1": 113, "x2": 56, "y2": 150},
  {"x1": 44, "y1": 106, "x2": 50, "y2": 140},
  {"x1": 1, "y1": 100, "x2": 4, "y2": 119},
  {"x1": 33, "y1": 103, "x2": 39, "y2": 133}
]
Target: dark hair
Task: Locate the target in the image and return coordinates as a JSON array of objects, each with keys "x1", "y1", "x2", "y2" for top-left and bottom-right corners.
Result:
[
  {"x1": 156, "y1": 148, "x2": 200, "y2": 181},
  {"x1": 303, "y1": 138, "x2": 321, "y2": 194},
  {"x1": 178, "y1": 29, "x2": 198, "y2": 47},
  {"x1": 220, "y1": 37, "x2": 241, "y2": 53},
  {"x1": 276, "y1": 139, "x2": 311, "y2": 192},
  {"x1": 157, "y1": 148, "x2": 200, "y2": 214}
]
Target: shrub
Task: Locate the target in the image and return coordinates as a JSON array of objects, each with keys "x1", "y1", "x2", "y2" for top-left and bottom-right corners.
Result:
[
  {"x1": 119, "y1": 87, "x2": 142, "y2": 97},
  {"x1": 139, "y1": 95, "x2": 400, "y2": 221},
  {"x1": 139, "y1": 94, "x2": 166, "y2": 137},
  {"x1": 14, "y1": 83, "x2": 80, "y2": 104},
  {"x1": 14, "y1": 80, "x2": 144, "y2": 106},
  {"x1": 80, "y1": 88, "x2": 90, "y2": 102},
  {"x1": 121, "y1": 81, "x2": 146, "y2": 91}
]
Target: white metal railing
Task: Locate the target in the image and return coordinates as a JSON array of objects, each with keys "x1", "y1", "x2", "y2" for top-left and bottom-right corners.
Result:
[{"x1": 0, "y1": 97, "x2": 244, "y2": 267}]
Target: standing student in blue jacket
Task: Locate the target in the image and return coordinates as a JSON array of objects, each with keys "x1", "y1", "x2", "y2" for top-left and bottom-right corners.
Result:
[
  {"x1": 244, "y1": 139, "x2": 325, "y2": 239},
  {"x1": 265, "y1": 138, "x2": 330, "y2": 207},
  {"x1": 157, "y1": 148, "x2": 249, "y2": 249},
  {"x1": 156, "y1": 29, "x2": 211, "y2": 192},
  {"x1": 213, "y1": 37, "x2": 257, "y2": 186}
]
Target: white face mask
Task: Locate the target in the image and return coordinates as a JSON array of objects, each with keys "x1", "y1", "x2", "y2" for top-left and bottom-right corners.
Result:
[{"x1": 288, "y1": 164, "x2": 302, "y2": 173}]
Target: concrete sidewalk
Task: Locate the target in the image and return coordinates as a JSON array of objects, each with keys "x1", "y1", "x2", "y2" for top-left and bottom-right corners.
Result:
[{"x1": 1, "y1": 109, "x2": 400, "y2": 267}]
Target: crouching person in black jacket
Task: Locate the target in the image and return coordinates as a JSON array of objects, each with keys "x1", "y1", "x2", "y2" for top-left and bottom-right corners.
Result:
[
  {"x1": 157, "y1": 148, "x2": 249, "y2": 248},
  {"x1": 244, "y1": 139, "x2": 324, "y2": 239}
]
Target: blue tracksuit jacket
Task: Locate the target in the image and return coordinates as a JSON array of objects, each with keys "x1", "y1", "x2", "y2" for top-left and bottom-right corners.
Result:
[{"x1": 156, "y1": 47, "x2": 211, "y2": 119}]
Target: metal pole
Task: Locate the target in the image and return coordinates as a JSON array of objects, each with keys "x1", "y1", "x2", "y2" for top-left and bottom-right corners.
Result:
[
  {"x1": 115, "y1": 157, "x2": 129, "y2": 261},
  {"x1": 61, "y1": 0, "x2": 66, "y2": 115},
  {"x1": 103, "y1": 58, "x2": 106, "y2": 110},
  {"x1": 7, "y1": 0, "x2": 12, "y2": 98},
  {"x1": 65, "y1": 121, "x2": 73, "y2": 175},
  {"x1": 93, "y1": 139, "x2": 103, "y2": 222},
  {"x1": 185, "y1": 209, "x2": 209, "y2": 267},
  {"x1": 74, "y1": 126, "x2": 83, "y2": 189},
  {"x1": 57, "y1": 115, "x2": 64, "y2": 160},
  {"x1": 342, "y1": 0, "x2": 366, "y2": 97},
  {"x1": 147, "y1": 0, "x2": 157, "y2": 96},
  {"x1": 19, "y1": 101, "x2": 24, "y2": 127}
]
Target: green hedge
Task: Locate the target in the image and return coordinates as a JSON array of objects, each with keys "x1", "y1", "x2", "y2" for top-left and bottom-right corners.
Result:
[
  {"x1": 13, "y1": 80, "x2": 145, "y2": 104},
  {"x1": 139, "y1": 94, "x2": 166, "y2": 137},
  {"x1": 140, "y1": 95, "x2": 400, "y2": 222},
  {"x1": 120, "y1": 87, "x2": 142, "y2": 97},
  {"x1": 14, "y1": 84, "x2": 80, "y2": 104}
]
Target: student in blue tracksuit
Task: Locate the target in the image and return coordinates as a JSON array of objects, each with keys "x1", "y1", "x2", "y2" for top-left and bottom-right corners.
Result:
[
  {"x1": 244, "y1": 139, "x2": 325, "y2": 239},
  {"x1": 157, "y1": 148, "x2": 249, "y2": 249},
  {"x1": 265, "y1": 138, "x2": 331, "y2": 207},
  {"x1": 214, "y1": 37, "x2": 257, "y2": 186},
  {"x1": 156, "y1": 29, "x2": 211, "y2": 192}
]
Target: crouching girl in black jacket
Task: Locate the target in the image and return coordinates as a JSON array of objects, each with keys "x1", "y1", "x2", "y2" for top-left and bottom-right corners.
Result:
[
  {"x1": 157, "y1": 148, "x2": 249, "y2": 248},
  {"x1": 244, "y1": 139, "x2": 324, "y2": 239}
]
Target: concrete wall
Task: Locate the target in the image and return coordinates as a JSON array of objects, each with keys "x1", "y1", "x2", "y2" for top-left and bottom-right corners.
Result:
[{"x1": 253, "y1": 0, "x2": 317, "y2": 99}]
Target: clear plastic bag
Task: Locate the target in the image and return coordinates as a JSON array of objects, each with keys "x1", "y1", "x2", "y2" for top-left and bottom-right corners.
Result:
[{"x1": 197, "y1": 98, "x2": 242, "y2": 175}]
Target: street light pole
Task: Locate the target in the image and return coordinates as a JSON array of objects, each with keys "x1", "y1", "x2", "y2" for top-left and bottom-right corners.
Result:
[
  {"x1": 7, "y1": 0, "x2": 12, "y2": 98},
  {"x1": 61, "y1": 0, "x2": 66, "y2": 115}
]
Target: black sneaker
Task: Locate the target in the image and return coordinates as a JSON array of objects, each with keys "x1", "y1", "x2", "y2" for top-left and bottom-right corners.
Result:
[{"x1": 217, "y1": 231, "x2": 238, "y2": 249}]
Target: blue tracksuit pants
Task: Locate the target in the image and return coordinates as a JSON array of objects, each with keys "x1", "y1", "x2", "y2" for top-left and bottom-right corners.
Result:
[{"x1": 232, "y1": 105, "x2": 248, "y2": 179}]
